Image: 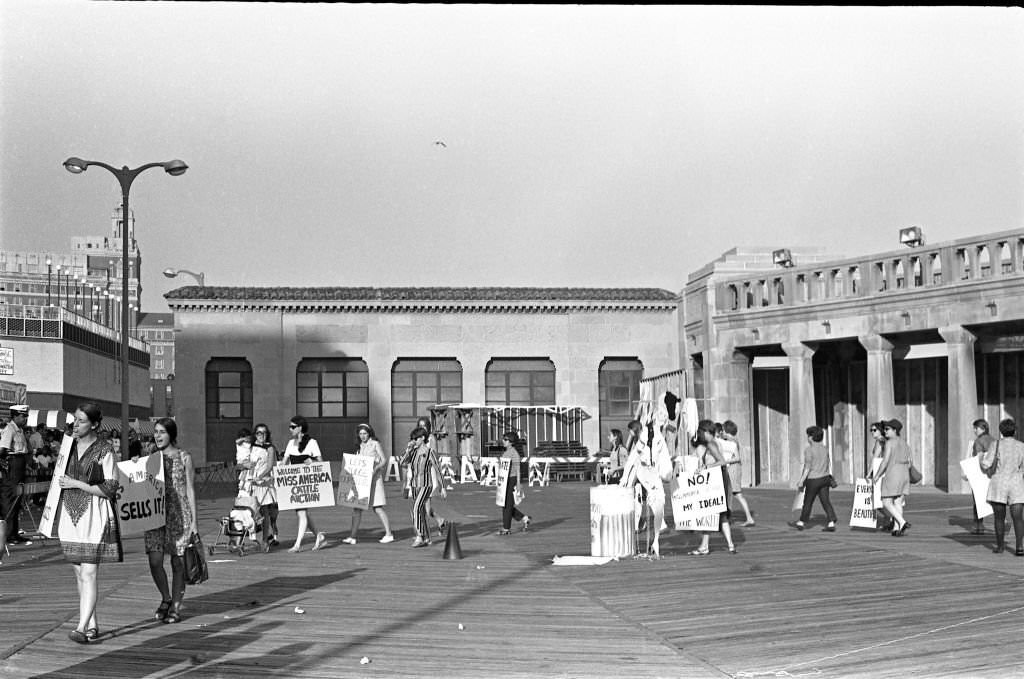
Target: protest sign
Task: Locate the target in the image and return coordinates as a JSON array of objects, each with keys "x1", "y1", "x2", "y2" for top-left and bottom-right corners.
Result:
[
  {"x1": 336, "y1": 453, "x2": 374, "y2": 510},
  {"x1": 274, "y1": 461, "x2": 336, "y2": 510},
  {"x1": 495, "y1": 457, "x2": 511, "y2": 507},
  {"x1": 670, "y1": 465, "x2": 725, "y2": 531},
  {"x1": 116, "y1": 453, "x2": 166, "y2": 536},
  {"x1": 959, "y1": 457, "x2": 994, "y2": 519},
  {"x1": 850, "y1": 478, "x2": 879, "y2": 528},
  {"x1": 38, "y1": 435, "x2": 73, "y2": 537}
]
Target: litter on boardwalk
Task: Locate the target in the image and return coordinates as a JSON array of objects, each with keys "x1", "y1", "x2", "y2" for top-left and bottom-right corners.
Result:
[
  {"x1": 360, "y1": 657, "x2": 371, "y2": 665},
  {"x1": 294, "y1": 607, "x2": 305, "y2": 614},
  {"x1": 551, "y1": 555, "x2": 616, "y2": 566}
]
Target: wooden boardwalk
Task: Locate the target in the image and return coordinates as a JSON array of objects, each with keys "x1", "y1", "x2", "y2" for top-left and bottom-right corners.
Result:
[{"x1": 2, "y1": 481, "x2": 1022, "y2": 678}]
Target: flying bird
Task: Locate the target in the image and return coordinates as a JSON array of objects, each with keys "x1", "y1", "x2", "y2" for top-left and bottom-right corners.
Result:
[{"x1": 433, "y1": 140, "x2": 447, "y2": 148}]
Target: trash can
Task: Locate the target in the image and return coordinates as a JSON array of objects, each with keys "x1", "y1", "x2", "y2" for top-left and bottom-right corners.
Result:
[{"x1": 590, "y1": 485, "x2": 635, "y2": 557}]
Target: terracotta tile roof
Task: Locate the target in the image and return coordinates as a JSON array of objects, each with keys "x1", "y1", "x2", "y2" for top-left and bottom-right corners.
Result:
[{"x1": 164, "y1": 286, "x2": 679, "y2": 302}]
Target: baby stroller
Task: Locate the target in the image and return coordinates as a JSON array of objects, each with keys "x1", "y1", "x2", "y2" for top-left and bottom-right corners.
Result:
[{"x1": 210, "y1": 493, "x2": 264, "y2": 557}]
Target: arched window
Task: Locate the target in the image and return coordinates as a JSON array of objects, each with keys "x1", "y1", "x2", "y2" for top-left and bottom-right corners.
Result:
[
  {"x1": 977, "y1": 245, "x2": 992, "y2": 277},
  {"x1": 598, "y1": 358, "x2": 643, "y2": 445},
  {"x1": 485, "y1": 358, "x2": 555, "y2": 406},
  {"x1": 205, "y1": 357, "x2": 253, "y2": 464},
  {"x1": 392, "y1": 358, "x2": 463, "y2": 458},
  {"x1": 296, "y1": 357, "x2": 369, "y2": 454}
]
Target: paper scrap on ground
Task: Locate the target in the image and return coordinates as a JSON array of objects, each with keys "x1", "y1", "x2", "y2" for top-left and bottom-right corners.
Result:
[{"x1": 552, "y1": 555, "x2": 615, "y2": 566}]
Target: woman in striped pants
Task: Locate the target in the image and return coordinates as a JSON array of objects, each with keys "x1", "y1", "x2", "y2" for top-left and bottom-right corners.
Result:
[{"x1": 402, "y1": 427, "x2": 444, "y2": 547}]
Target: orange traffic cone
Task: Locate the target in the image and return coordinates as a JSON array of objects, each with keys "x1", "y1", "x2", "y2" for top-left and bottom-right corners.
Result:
[{"x1": 442, "y1": 522, "x2": 464, "y2": 560}]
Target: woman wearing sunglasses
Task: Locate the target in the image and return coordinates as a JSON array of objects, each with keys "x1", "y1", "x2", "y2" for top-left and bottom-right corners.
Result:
[
  {"x1": 282, "y1": 416, "x2": 326, "y2": 552},
  {"x1": 875, "y1": 419, "x2": 911, "y2": 536},
  {"x1": 249, "y1": 424, "x2": 280, "y2": 548}
]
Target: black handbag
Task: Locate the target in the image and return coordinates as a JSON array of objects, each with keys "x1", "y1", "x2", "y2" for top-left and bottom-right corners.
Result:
[
  {"x1": 827, "y1": 474, "x2": 838, "y2": 489},
  {"x1": 908, "y1": 463, "x2": 923, "y2": 485},
  {"x1": 183, "y1": 533, "x2": 209, "y2": 585}
]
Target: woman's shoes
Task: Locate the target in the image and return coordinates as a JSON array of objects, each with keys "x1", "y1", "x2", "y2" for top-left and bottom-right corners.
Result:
[
  {"x1": 497, "y1": 528, "x2": 511, "y2": 536},
  {"x1": 688, "y1": 548, "x2": 710, "y2": 556},
  {"x1": 742, "y1": 520, "x2": 756, "y2": 527},
  {"x1": 993, "y1": 544, "x2": 1005, "y2": 554},
  {"x1": 378, "y1": 534, "x2": 394, "y2": 544},
  {"x1": 522, "y1": 516, "x2": 532, "y2": 531},
  {"x1": 312, "y1": 532, "x2": 327, "y2": 551},
  {"x1": 411, "y1": 537, "x2": 430, "y2": 548},
  {"x1": 287, "y1": 545, "x2": 302, "y2": 553},
  {"x1": 155, "y1": 600, "x2": 172, "y2": 621},
  {"x1": 68, "y1": 630, "x2": 90, "y2": 644},
  {"x1": 728, "y1": 546, "x2": 738, "y2": 554},
  {"x1": 85, "y1": 627, "x2": 99, "y2": 641},
  {"x1": 1015, "y1": 548, "x2": 1024, "y2": 557},
  {"x1": 163, "y1": 603, "x2": 182, "y2": 624}
]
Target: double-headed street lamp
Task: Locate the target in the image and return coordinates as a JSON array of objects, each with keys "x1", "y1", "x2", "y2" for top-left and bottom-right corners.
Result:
[
  {"x1": 163, "y1": 268, "x2": 205, "y2": 287},
  {"x1": 63, "y1": 156, "x2": 187, "y2": 458}
]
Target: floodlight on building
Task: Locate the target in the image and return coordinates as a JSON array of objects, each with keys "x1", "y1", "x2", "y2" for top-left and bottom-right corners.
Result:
[
  {"x1": 772, "y1": 249, "x2": 794, "y2": 268},
  {"x1": 899, "y1": 226, "x2": 924, "y2": 247}
]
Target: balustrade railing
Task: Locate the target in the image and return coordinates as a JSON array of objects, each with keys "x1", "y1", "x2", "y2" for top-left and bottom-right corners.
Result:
[
  {"x1": 715, "y1": 230, "x2": 1024, "y2": 314},
  {"x1": 0, "y1": 303, "x2": 148, "y2": 354}
]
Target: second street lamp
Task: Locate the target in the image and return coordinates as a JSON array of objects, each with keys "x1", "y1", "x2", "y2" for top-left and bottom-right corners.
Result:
[
  {"x1": 63, "y1": 156, "x2": 187, "y2": 459},
  {"x1": 162, "y1": 268, "x2": 206, "y2": 287}
]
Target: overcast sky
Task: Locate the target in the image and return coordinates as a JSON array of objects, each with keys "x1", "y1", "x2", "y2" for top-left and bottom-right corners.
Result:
[{"x1": 2, "y1": 3, "x2": 1022, "y2": 313}]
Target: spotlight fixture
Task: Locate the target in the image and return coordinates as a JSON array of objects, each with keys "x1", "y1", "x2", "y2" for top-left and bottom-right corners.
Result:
[
  {"x1": 899, "y1": 226, "x2": 924, "y2": 248},
  {"x1": 772, "y1": 249, "x2": 794, "y2": 268}
]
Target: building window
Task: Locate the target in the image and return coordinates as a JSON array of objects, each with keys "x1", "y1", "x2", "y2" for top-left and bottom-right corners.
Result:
[
  {"x1": 154, "y1": 345, "x2": 164, "y2": 355},
  {"x1": 599, "y1": 358, "x2": 643, "y2": 440},
  {"x1": 205, "y1": 358, "x2": 253, "y2": 419},
  {"x1": 296, "y1": 358, "x2": 368, "y2": 418},
  {"x1": 485, "y1": 358, "x2": 556, "y2": 406},
  {"x1": 392, "y1": 358, "x2": 463, "y2": 457},
  {"x1": 154, "y1": 360, "x2": 164, "y2": 370},
  {"x1": 165, "y1": 383, "x2": 174, "y2": 417}
]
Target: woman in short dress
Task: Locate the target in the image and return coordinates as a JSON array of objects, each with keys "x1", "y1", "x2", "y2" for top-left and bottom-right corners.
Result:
[
  {"x1": 876, "y1": 418, "x2": 911, "y2": 536},
  {"x1": 249, "y1": 423, "x2": 279, "y2": 549},
  {"x1": 718, "y1": 420, "x2": 755, "y2": 527},
  {"x1": 979, "y1": 418, "x2": 1024, "y2": 555},
  {"x1": 689, "y1": 419, "x2": 736, "y2": 555},
  {"x1": 56, "y1": 403, "x2": 124, "y2": 644},
  {"x1": 282, "y1": 415, "x2": 326, "y2": 552},
  {"x1": 144, "y1": 417, "x2": 197, "y2": 624},
  {"x1": 341, "y1": 424, "x2": 394, "y2": 545}
]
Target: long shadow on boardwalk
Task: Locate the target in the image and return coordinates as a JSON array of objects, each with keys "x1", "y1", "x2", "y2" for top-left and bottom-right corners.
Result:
[{"x1": 30, "y1": 571, "x2": 363, "y2": 679}]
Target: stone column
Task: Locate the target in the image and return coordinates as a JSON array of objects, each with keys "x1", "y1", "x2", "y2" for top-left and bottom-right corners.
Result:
[
  {"x1": 709, "y1": 345, "x2": 753, "y2": 484},
  {"x1": 939, "y1": 325, "x2": 979, "y2": 493},
  {"x1": 858, "y1": 334, "x2": 896, "y2": 427},
  {"x1": 782, "y1": 342, "x2": 817, "y2": 482}
]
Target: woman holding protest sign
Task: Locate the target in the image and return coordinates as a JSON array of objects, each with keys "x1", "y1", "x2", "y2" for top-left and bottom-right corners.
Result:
[
  {"x1": 56, "y1": 403, "x2": 123, "y2": 643},
  {"x1": 342, "y1": 424, "x2": 394, "y2": 545},
  {"x1": 689, "y1": 419, "x2": 736, "y2": 555},
  {"x1": 979, "y1": 418, "x2": 1024, "y2": 555},
  {"x1": 144, "y1": 417, "x2": 197, "y2": 624},
  {"x1": 497, "y1": 431, "x2": 530, "y2": 535},
  {"x1": 249, "y1": 424, "x2": 279, "y2": 549},
  {"x1": 282, "y1": 415, "x2": 327, "y2": 552}
]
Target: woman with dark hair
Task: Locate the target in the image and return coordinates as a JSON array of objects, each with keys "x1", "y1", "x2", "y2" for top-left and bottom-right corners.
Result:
[
  {"x1": 876, "y1": 419, "x2": 911, "y2": 536},
  {"x1": 865, "y1": 421, "x2": 893, "y2": 531},
  {"x1": 143, "y1": 417, "x2": 197, "y2": 624},
  {"x1": 402, "y1": 426, "x2": 445, "y2": 547},
  {"x1": 979, "y1": 418, "x2": 1024, "y2": 555},
  {"x1": 794, "y1": 425, "x2": 838, "y2": 532},
  {"x1": 282, "y1": 415, "x2": 326, "y2": 552},
  {"x1": 688, "y1": 419, "x2": 736, "y2": 555},
  {"x1": 620, "y1": 420, "x2": 672, "y2": 557},
  {"x1": 624, "y1": 419, "x2": 643, "y2": 454},
  {"x1": 969, "y1": 419, "x2": 994, "y2": 535},
  {"x1": 497, "y1": 431, "x2": 531, "y2": 535},
  {"x1": 249, "y1": 423, "x2": 279, "y2": 548},
  {"x1": 604, "y1": 429, "x2": 629, "y2": 484},
  {"x1": 56, "y1": 403, "x2": 123, "y2": 643},
  {"x1": 718, "y1": 420, "x2": 755, "y2": 527},
  {"x1": 342, "y1": 424, "x2": 394, "y2": 545},
  {"x1": 415, "y1": 416, "x2": 447, "y2": 535}
]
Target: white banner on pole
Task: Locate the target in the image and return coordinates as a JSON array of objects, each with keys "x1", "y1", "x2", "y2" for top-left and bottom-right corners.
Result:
[
  {"x1": 274, "y1": 462, "x2": 336, "y2": 510},
  {"x1": 959, "y1": 457, "x2": 994, "y2": 519},
  {"x1": 669, "y1": 465, "x2": 725, "y2": 532},
  {"x1": 115, "y1": 453, "x2": 166, "y2": 536},
  {"x1": 336, "y1": 453, "x2": 373, "y2": 510},
  {"x1": 850, "y1": 478, "x2": 878, "y2": 528}
]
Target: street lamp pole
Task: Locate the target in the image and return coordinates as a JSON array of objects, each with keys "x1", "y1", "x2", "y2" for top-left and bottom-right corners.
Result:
[
  {"x1": 46, "y1": 259, "x2": 52, "y2": 306},
  {"x1": 162, "y1": 268, "x2": 206, "y2": 287},
  {"x1": 63, "y1": 156, "x2": 187, "y2": 459}
]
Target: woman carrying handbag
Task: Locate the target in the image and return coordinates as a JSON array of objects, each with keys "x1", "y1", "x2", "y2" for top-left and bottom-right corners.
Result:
[{"x1": 979, "y1": 418, "x2": 1024, "y2": 555}]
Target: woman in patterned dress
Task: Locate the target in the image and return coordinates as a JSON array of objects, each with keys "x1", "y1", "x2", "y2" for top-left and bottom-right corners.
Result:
[
  {"x1": 144, "y1": 418, "x2": 197, "y2": 623},
  {"x1": 877, "y1": 419, "x2": 911, "y2": 536},
  {"x1": 341, "y1": 424, "x2": 394, "y2": 545},
  {"x1": 56, "y1": 403, "x2": 123, "y2": 644}
]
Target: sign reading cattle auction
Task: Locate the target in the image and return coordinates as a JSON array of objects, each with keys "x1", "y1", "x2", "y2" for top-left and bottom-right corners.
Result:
[
  {"x1": 670, "y1": 462, "x2": 726, "y2": 532},
  {"x1": 273, "y1": 461, "x2": 336, "y2": 510}
]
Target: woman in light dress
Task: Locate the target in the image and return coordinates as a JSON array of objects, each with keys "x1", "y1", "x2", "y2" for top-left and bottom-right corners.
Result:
[
  {"x1": 281, "y1": 415, "x2": 326, "y2": 552},
  {"x1": 341, "y1": 424, "x2": 394, "y2": 545}
]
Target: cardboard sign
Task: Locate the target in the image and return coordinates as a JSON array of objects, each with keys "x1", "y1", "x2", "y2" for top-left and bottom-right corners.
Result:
[
  {"x1": 336, "y1": 453, "x2": 374, "y2": 510},
  {"x1": 38, "y1": 435, "x2": 73, "y2": 538},
  {"x1": 960, "y1": 457, "x2": 994, "y2": 519},
  {"x1": 495, "y1": 457, "x2": 512, "y2": 507},
  {"x1": 669, "y1": 465, "x2": 725, "y2": 532},
  {"x1": 115, "y1": 453, "x2": 167, "y2": 536},
  {"x1": 850, "y1": 478, "x2": 879, "y2": 528},
  {"x1": 273, "y1": 461, "x2": 336, "y2": 510}
]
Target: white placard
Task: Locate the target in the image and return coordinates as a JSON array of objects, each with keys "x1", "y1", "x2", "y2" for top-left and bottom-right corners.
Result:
[
  {"x1": 38, "y1": 435, "x2": 73, "y2": 537},
  {"x1": 959, "y1": 457, "x2": 994, "y2": 519},
  {"x1": 495, "y1": 457, "x2": 512, "y2": 507},
  {"x1": 273, "y1": 461, "x2": 336, "y2": 510},
  {"x1": 115, "y1": 453, "x2": 166, "y2": 536},
  {"x1": 850, "y1": 478, "x2": 878, "y2": 528},
  {"x1": 669, "y1": 465, "x2": 725, "y2": 532},
  {"x1": 336, "y1": 453, "x2": 374, "y2": 510}
]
